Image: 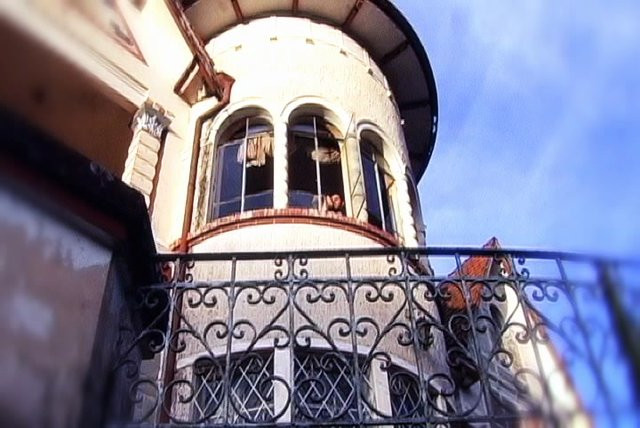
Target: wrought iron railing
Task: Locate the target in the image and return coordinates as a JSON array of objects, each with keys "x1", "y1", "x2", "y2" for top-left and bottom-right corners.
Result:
[{"x1": 109, "y1": 248, "x2": 640, "y2": 427}]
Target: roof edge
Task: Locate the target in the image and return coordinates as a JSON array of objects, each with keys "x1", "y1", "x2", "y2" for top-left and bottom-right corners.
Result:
[{"x1": 370, "y1": 0, "x2": 439, "y2": 180}]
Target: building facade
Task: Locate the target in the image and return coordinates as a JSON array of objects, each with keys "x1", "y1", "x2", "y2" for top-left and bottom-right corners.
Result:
[{"x1": 1, "y1": 1, "x2": 635, "y2": 427}]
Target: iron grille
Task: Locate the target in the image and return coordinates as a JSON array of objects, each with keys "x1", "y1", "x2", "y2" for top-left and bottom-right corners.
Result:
[{"x1": 108, "y1": 247, "x2": 640, "y2": 427}]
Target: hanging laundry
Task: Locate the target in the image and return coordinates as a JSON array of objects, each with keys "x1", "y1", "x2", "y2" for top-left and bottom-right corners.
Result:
[
  {"x1": 309, "y1": 146, "x2": 341, "y2": 164},
  {"x1": 236, "y1": 132, "x2": 274, "y2": 167}
]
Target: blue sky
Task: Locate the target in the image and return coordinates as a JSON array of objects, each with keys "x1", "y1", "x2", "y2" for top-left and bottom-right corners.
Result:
[{"x1": 396, "y1": 0, "x2": 640, "y2": 257}]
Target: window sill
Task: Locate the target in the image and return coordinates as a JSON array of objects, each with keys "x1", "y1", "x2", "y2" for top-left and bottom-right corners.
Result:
[{"x1": 176, "y1": 208, "x2": 401, "y2": 250}]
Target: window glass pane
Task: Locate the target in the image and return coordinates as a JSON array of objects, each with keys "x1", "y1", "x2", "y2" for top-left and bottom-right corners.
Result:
[
  {"x1": 193, "y1": 357, "x2": 225, "y2": 422},
  {"x1": 317, "y1": 136, "x2": 344, "y2": 213},
  {"x1": 217, "y1": 141, "x2": 243, "y2": 202},
  {"x1": 288, "y1": 133, "x2": 318, "y2": 208},
  {"x1": 388, "y1": 367, "x2": 424, "y2": 419},
  {"x1": 407, "y1": 178, "x2": 425, "y2": 241},
  {"x1": 212, "y1": 141, "x2": 243, "y2": 218},
  {"x1": 216, "y1": 200, "x2": 242, "y2": 218},
  {"x1": 362, "y1": 152, "x2": 383, "y2": 228},
  {"x1": 229, "y1": 354, "x2": 275, "y2": 423},
  {"x1": 288, "y1": 190, "x2": 315, "y2": 208},
  {"x1": 245, "y1": 153, "x2": 273, "y2": 211},
  {"x1": 243, "y1": 191, "x2": 273, "y2": 212},
  {"x1": 380, "y1": 170, "x2": 396, "y2": 234},
  {"x1": 243, "y1": 124, "x2": 274, "y2": 212},
  {"x1": 294, "y1": 351, "x2": 364, "y2": 423},
  {"x1": 290, "y1": 119, "x2": 315, "y2": 134},
  {"x1": 361, "y1": 140, "x2": 396, "y2": 234}
]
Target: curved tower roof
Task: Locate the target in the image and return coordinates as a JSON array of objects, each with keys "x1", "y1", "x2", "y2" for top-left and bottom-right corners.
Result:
[{"x1": 180, "y1": 0, "x2": 438, "y2": 179}]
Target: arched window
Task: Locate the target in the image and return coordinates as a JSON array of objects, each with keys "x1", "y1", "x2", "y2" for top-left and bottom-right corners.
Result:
[
  {"x1": 288, "y1": 116, "x2": 345, "y2": 213},
  {"x1": 209, "y1": 117, "x2": 274, "y2": 219},
  {"x1": 360, "y1": 138, "x2": 396, "y2": 234}
]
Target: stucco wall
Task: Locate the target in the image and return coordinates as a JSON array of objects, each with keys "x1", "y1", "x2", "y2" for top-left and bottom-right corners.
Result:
[{"x1": 205, "y1": 16, "x2": 406, "y2": 164}]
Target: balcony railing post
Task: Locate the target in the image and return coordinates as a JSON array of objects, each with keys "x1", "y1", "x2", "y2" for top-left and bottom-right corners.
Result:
[
  {"x1": 400, "y1": 249, "x2": 431, "y2": 421},
  {"x1": 556, "y1": 258, "x2": 617, "y2": 425},
  {"x1": 157, "y1": 255, "x2": 182, "y2": 425},
  {"x1": 597, "y1": 261, "x2": 640, "y2": 405},
  {"x1": 453, "y1": 252, "x2": 495, "y2": 420},
  {"x1": 344, "y1": 252, "x2": 366, "y2": 424},
  {"x1": 223, "y1": 256, "x2": 238, "y2": 425},
  {"x1": 284, "y1": 253, "x2": 296, "y2": 423}
]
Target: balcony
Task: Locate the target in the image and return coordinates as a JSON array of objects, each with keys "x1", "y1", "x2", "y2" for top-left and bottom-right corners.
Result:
[{"x1": 109, "y1": 248, "x2": 640, "y2": 427}]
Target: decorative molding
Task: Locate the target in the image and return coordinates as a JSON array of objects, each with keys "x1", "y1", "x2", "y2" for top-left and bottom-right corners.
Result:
[
  {"x1": 123, "y1": 102, "x2": 172, "y2": 206},
  {"x1": 132, "y1": 103, "x2": 172, "y2": 139},
  {"x1": 70, "y1": 0, "x2": 146, "y2": 62}
]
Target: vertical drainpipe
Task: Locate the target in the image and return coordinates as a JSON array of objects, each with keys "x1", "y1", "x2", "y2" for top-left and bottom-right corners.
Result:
[
  {"x1": 162, "y1": 1, "x2": 236, "y2": 422},
  {"x1": 164, "y1": 0, "x2": 236, "y2": 252}
]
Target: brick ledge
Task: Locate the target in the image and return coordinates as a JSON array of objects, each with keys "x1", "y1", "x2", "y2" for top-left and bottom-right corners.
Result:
[{"x1": 171, "y1": 208, "x2": 400, "y2": 250}]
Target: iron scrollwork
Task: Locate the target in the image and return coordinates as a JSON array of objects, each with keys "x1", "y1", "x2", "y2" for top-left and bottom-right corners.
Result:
[{"x1": 108, "y1": 249, "x2": 640, "y2": 427}]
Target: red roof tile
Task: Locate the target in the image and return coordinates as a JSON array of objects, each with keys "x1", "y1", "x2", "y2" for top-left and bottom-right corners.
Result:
[{"x1": 443, "y1": 237, "x2": 502, "y2": 311}]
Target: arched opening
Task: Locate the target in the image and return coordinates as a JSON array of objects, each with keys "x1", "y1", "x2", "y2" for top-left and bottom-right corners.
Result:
[
  {"x1": 209, "y1": 116, "x2": 274, "y2": 220},
  {"x1": 360, "y1": 132, "x2": 396, "y2": 234},
  {"x1": 288, "y1": 115, "x2": 345, "y2": 213}
]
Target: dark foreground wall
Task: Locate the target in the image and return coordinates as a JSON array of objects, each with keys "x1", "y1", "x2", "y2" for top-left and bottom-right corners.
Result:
[{"x1": 0, "y1": 109, "x2": 156, "y2": 427}]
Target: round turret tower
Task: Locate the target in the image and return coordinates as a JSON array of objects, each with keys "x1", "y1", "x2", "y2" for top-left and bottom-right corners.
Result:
[
  {"x1": 182, "y1": 0, "x2": 437, "y2": 253},
  {"x1": 144, "y1": 1, "x2": 443, "y2": 425}
]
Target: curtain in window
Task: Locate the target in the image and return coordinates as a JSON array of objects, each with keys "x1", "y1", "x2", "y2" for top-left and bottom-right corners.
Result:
[{"x1": 235, "y1": 132, "x2": 274, "y2": 167}]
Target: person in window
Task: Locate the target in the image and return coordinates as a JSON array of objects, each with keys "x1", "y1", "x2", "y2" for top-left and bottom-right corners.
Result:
[
  {"x1": 313, "y1": 193, "x2": 344, "y2": 214},
  {"x1": 323, "y1": 194, "x2": 344, "y2": 214}
]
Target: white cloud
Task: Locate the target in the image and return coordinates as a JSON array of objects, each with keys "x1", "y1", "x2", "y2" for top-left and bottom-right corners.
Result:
[{"x1": 397, "y1": 0, "x2": 640, "y2": 254}]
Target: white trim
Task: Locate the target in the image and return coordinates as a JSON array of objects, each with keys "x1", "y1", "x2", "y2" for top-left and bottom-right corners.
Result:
[
  {"x1": 204, "y1": 100, "x2": 275, "y2": 147},
  {"x1": 280, "y1": 96, "x2": 351, "y2": 136},
  {"x1": 356, "y1": 121, "x2": 406, "y2": 177}
]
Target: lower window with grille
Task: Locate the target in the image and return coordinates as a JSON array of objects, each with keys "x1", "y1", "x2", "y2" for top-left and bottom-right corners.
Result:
[
  {"x1": 293, "y1": 350, "x2": 372, "y2": 423},
  {"x1": 193, "y1": 352, "x2": 275, "y2": 424},
  {"x1": 191, "y1": 349, "x2": 441, "y2": 425},
  {"x1": 388, "y1": 366, "x2": 425, "y2": 419}
]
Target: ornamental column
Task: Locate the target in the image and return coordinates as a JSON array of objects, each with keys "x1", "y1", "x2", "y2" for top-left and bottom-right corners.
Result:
[{"x1": 123, "y1": 102, "x2": 171, "y2": 205}]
